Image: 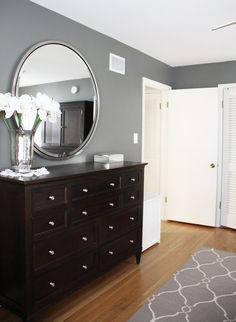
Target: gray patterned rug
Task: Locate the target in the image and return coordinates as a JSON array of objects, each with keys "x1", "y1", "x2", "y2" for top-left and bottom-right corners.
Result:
[{"x1": 128, "y1": 248, "x2": 236, "y2": 322}]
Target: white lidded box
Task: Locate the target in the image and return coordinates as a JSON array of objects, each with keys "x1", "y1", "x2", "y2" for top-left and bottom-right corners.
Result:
[{"x1": 94, "y1": 153, "x2": 124, "y2": 163}]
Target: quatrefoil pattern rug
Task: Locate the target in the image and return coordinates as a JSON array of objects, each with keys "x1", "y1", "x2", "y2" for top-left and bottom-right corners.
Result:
[{"x1": 128, "y1": 248, "x2": 236, "y2": 322}]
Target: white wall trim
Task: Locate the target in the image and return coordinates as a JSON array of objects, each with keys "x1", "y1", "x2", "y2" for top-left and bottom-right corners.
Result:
[
  {"x1": 142, "y1": 77, "x2": 171, "y2": 92},
  {"x1": 216, "y1": 83, "x2": 236, "y2": 227},
  {"x1": 218, "y1": 83, "x2": 236, "y2": 88}
]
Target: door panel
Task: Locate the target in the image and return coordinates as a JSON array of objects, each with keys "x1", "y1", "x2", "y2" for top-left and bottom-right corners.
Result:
[
  {"x1": 221, "y1": 87, "x2": 236, "y2": 229},
  {"x1": 166, "y1": 88, "x2": 218, "y2": 226}
]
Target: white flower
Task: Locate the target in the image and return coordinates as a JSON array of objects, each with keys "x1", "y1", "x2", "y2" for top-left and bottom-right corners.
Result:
[
  {"x1": 8, "y1": 95, "x2": 20, "y2": 112},
  {"x1": 0, "y1": 92, "x2": 60, "y2": 130},
  {"x1": 0, "y1": 93, "x2": 15, "y2": 118},
  {"x1": 35, "y1": 92, "x2": 51, "y2": 111},
  {"x1": 4, "y1": 109, "x2": 15, "y2": 119},
  {"x1": 0, "y1": 93, "x2": 10, "y2": 109},
  {"x1": 38, "y1": 109, "x2": 47, "y2": 121},
  {"x1": 35, "y1": 92, "x2": 61, "y2": 122},
  {"x1": 18, "y1": 94, "x2": 36, "y2": 115}
]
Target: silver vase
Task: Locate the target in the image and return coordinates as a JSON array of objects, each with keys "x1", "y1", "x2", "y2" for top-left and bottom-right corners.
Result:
[{"x1": 9, "y1": 129, "x2": 35, "y2": 173}]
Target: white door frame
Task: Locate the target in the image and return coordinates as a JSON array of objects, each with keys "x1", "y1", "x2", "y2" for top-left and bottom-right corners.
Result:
[
  {"x1": 216, "y1": 83, "x2": 236, "y2": 227},
  {"x1": 141, "y1": 77, "x2": 171, "y2": 161},
  {"x1": 142, "y1": 79, "x2": 226, "y2": 225},
  {"x1": 142, "y1": 77, "x2": 171, "y2": 219}
]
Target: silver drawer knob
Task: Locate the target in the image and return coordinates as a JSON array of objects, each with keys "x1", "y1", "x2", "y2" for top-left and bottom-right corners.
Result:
[
  {"x1": 82, "y1": 188, "x2": 88, "y2": 193},
  {"x1": 49, "y1": 282, "x2": 56, "y2": 288},
  {"x1": 129, "y1": 216, "x2": 135, "y2": 221},
  {"x1": 109, "y1": 202, "x2": 114, "y2": 207},
  {"x1": 108, "y1": 251, "x2": 114, "y2": 255},
  {"x1": 108, "y1": 225, "x2": 114, "y2": 230},
  {"x1": 48, "y1": 195, "x2": 55, "y2": 201},
  {"x1": 82, "y1": 236, "x2": 88, "y2": 241},
  {"x1": 131, "y1": 178, "x2": 136, "y2": 182},
  {"x1": 48, "y1": 221, "x2": 55, "y2": 226},
  {"x1": 109, "y1": 182, "x2": 115, "y2": 187},
  {"x1": 130, "y1": 196, "x2": 135, "y2": 200},
  {"x1": 49, "y1": 250, "x2": 55, "y2": 256},
  {"x1": 129, "y1": 239, "x2": 134, "y2": 244},
  {"x1": 82, "y1": 211, "x2": 88, "y2": 216},
  {"x1": 82, "y1": 265, "x2": 88, "y2": 270}
]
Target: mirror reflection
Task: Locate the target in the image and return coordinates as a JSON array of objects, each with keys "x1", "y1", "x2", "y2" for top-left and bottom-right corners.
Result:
[{"x1": 13, "y1": 42, "x2": 99, "y2": 159}]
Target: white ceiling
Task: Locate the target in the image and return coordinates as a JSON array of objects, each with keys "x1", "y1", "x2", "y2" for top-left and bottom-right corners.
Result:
[{"x1": 30, "y1": 0, "x2": 236, "y2": 67}]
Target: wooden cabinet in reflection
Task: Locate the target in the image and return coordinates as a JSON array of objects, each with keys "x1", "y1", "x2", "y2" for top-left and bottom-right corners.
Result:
[{"x1": 42, "y1": 101, "x2": 93, "y2": 154}]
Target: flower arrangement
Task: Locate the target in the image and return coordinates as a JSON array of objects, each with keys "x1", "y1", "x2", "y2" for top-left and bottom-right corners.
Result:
[{"x1": 0, "y1": 92, "x2": 61, "y2": 131}]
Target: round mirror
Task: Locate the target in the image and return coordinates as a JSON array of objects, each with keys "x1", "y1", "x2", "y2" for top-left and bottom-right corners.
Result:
[{"x1": 12, "y1": 41, "x2": 99, "y2": 159}]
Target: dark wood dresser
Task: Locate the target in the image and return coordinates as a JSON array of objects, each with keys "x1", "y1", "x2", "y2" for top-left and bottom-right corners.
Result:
[{"x1": 0, "y1": 162, "x2": 146, "y2": 321}]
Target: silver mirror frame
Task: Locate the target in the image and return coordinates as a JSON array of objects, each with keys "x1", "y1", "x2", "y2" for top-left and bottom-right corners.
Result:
[{"x1": 11, "y1": 40, "x2": 100, "y2": 160}]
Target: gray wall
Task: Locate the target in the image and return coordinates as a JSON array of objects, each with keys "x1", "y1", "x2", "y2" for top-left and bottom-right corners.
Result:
[
  {"x1": 0, "y1": 0, "x2": 172, "y2": 169},
  {"x1": 173, "y1": 61, "x2": 236, "y2": 89},
  {"x1": 20, "y1": 78, "x2": 94, "y2": 102},
  {"x1": 1, "y1": 0, "x2": 236, "y2": 170}
]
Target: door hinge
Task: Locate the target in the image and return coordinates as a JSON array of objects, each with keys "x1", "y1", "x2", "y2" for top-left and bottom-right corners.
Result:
[
  {"x1": 221, "y1": 101, "x2": 224, "y2": 108},
  {"x1": 159, "y1": 103, "x2": 162, "y2": 110},
  {"x1": 219, "y1": 201, "x2": 221, "y2": 209},
  {"x1": 166, "y1": 102, "x2": 169, "y2": 108},
  {"x1": 165, "y1": 196, "x2": 168, "y2": 203}
]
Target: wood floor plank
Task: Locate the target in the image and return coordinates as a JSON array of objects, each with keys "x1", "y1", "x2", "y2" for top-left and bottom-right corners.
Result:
[{"x1": 1, "y1": 221, "x2": 236, "y2": 322}]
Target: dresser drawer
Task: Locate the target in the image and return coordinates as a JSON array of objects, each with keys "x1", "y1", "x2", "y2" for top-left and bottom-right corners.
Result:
[
  {"x1": 34, "y1": 251, "x2": 97, "y2": 301},
  {"x1": 33, "y1": 207, "x2": 67, "y2": 237},
  {"x1": 33, "y1": 224, "x2": 96, "y2": 270},
  {"x1": 100, "y1": 208, "x2": 140, "y2": 242},
  {"x1": 69, "y1": 192, "x2": 121, "y2": 225},
  {"x1": 100, "y1": 230, "x2": 139, "y2": 268},
  {"x1": 71, "y1": 174, "x2": 121, "y2": 200},
  {"x1": 32, "y1": 185, "x2": 66, "y2": 211},
  {"x1": 123, "y1": 187, "x2": 141, "y2": 207},
  {"x1": 123, "y1": 170, "x2": 140, "y2": 187}
]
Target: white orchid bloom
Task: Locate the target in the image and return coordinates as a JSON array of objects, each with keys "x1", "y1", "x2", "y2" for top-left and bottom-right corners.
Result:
[
  {"x1": 0, "y1": 91, "x2": 60, "y2": 130},
  {"x1": 18, "y1": 94, "x2": 35, "y2": 114},
  {"x1": 0, "y1": 93, "x2": 10, "y2": 109},
  {"x1": 0, "y1": 93, "x2": 16, "y2": 118},
  {"x1": 4, "y1": 108, "x2": 15, "y2": 119},
  {"x1": 35, "y1": 92, "x2": 51, "y2": 111},
  {"x1": 8, "y1": 95, "x2": 20, "y2": 112},
  {"x1": 35, "y1": 92, "x2": 61, "y2": 123},
  {"x1": 0, "y1": 93, "x2": 11, "y2": 110},
  {"x1": 38, "y1": 108, "x2": 47, "y2": 121}
]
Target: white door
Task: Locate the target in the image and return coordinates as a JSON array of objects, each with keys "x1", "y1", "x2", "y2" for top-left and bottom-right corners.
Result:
[
  {"x1": 166, "y1": 88, "x2": 219, "y2": 226},
  {"x1": 221, "y1": 87, "x2": 236, "y2": 229}
]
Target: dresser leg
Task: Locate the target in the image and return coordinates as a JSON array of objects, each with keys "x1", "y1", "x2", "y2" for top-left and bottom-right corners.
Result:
[
  {"x1": 22, "y1": 315, "x2": 34, "y2": 322},
  {"x1": 22, "y1": 318, "x2": 32, "y2": 322},
  {"x1": 136, "y1": 252, "x2": 141, "y2": 264}
]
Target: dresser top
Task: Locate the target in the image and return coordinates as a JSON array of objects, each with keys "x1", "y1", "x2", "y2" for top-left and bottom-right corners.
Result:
[{"x1": 0, "y1": 161, "x2": 146, "y2": 185}]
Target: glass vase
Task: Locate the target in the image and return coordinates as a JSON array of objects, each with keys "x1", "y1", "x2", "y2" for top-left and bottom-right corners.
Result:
[{"x1": 9, "y1": 129, "x2": 35, "y2": 173}]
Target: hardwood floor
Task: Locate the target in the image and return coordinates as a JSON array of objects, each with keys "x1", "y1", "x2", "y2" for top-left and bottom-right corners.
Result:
[{"x1": 1, "y1": 221, "x2": 236, "y2": 322}]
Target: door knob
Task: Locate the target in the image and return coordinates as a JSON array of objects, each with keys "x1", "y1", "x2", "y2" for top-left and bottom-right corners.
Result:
[{"x1": 210, "y1": 163, "x2": 215, "y2": 168}]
